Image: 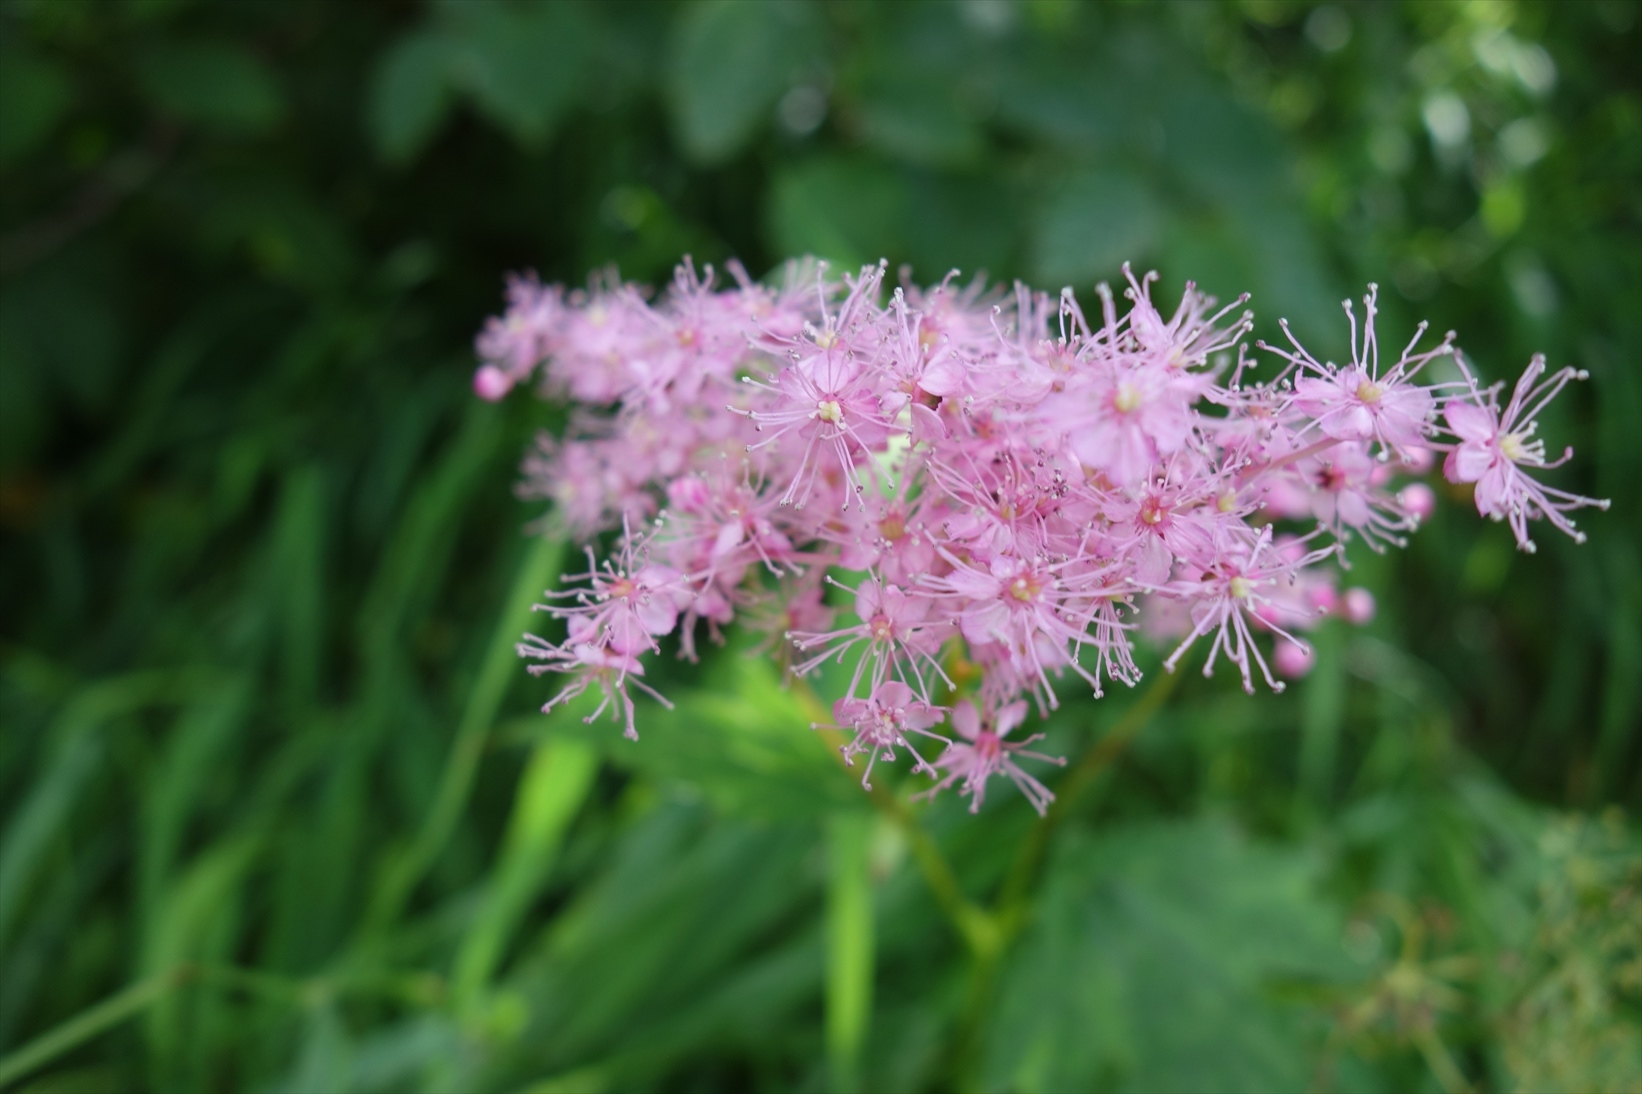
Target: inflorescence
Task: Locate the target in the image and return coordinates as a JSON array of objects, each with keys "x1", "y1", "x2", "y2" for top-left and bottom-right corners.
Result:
[{"x1": 475, "y1": 258, "x2": 1607, "y2": 814}]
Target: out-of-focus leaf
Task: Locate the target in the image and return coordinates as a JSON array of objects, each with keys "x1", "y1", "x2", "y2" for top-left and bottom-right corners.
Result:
[
  {"x1": 366, "y1": 31, "x2": 458, "y2": 164},
  {"x1": 0, "y1": 52, "x2": 72, "y2": 161},
  {"x1": 768, "y1": 155, "x2": 910, "y2": 269},
  {"x1": 133, "y1": 39, "x2": 284, "y2": 135},
  {"x1": 540, "y1": 651, "x2": 859, "y2": 819},
  {"x1": 993, "y1": 53, "x2": 1121, "y2": 150},
  {"x1": 668, "y1": 0, "x2": 816, "y2": 163},
  {"x1": 503, "y1": 803, "x2": 821, "y2": 1080},
  {"x1": 120, "y1": 0, "x2": 196, "y2": 23},
  {"x1": 454, "y1": 736, "x2": 599, "y2": 1010},
  {"x1": 0, "y1": 254, "x2": 125, "y2": 417},
  {"x1": 984, "y1": 816, "x2": 1362, "y2": 1093},
  {"x1": 855, "y1": 73, "x2": 985, "y2": 169},
  {"x1": 450, "y1": 3, "x2": 589, "y2": 148},
  {"x1": 194, "y1": 178, "x2": 361, "y2": 293},
  {"x1": 1031, "y1": 169, "x2": 1161, "y2": 288}
]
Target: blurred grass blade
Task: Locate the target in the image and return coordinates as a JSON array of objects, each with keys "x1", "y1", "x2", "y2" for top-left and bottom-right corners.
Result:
[
  {"x1": 0, "y1": 968, "x2": 184, "y2": 1088},
  {"x1": 454, "y1": 735, "x2": 599, "y2": 1011},
  {"x1": 365, "y1": 533, "x2": 566, "y2": 932},
  {"x1": 1, "y1": 671, "x2": 211, "y2": 943},
  {"x1": 825, "y1": 812, "x2": 874, "y2": 1094},
  {"x1": 1298, "y1": 625, "x2": 1345, "y2": 810}
]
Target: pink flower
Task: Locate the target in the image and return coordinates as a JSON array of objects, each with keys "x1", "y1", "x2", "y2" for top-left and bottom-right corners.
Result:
[
  {"x1": 923, "y1": 699, "x2": 1066, "y2": 815},
  {"x1": 1269, "y1": 285, "x2": 1451, "y2": 455},
  {"x1": 790, "y1": 577, "x2": 951, "y2": 701},
  {"x1": 1442, "y1": 356, "x2": 1609, "y2": 552},
  {"x1": 1161, "y1": 528, "x2": 1338, "y2": 694},
  {"x1": 824, "y1": 681, "x2": 948, "y2": 789},
  {"x1": 472, "y1": 257, "x2": 1602, "y2": 775}
]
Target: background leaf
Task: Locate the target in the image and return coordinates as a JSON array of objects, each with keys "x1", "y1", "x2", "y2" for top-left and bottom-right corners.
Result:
[{"x1": 669, "y1": 0, "x2": 816, "y2": 163}]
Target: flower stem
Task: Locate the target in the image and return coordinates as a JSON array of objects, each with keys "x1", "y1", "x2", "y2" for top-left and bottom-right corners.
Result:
[{"x1": 788, "y1": 672, "x2": 996, "y2": 955}]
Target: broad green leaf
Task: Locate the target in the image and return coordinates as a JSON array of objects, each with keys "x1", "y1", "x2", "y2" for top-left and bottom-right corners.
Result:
[
  {"x1": 984, "y1": 816, "x2": 1362, "y2": 1093},
  {"x1": 451, "y1": 3, "x2": 589, "y2": 148},
  {"x1": 366, "y1": 31, "x2": 458, "y2": 163},
  {"x1": 668, "y1": 0, "x2": 816, "y2": 163},
  {"x1": 855, "y1": 73, "x2": 985, "y2": 169},
  {"x1": 0, "y1": 52, "x2": 72, "y2": 161},
  {"x1": 768, "y1": 156, "x2": 910, "y2": 270},
  {"x1": 133, "y1": 39, "x2": 285, "y2": 136},
  {"x1": 1030, "y1": 169, "x2": 1162, "y2": 289},
  {"x1": 539, "y1": 650, "x2": 861, "y2": 820}
]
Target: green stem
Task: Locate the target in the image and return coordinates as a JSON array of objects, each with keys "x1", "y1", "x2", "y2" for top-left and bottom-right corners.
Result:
[
  {"x1": 364, "y1": 534, "x2": 566, "y2": 934},
  {"x1": 993, "y1": 667, "x2": 1180, "y2": 927},
  {"x1": 0, "y1": 967, "x2": 188, "y2": 1088},
  {"x1": 788, "y1": 673, "x2": 995, "y2": 954},
  {"x1": 949, "y1": 667, "x2": 1180, "y2": 1089}
]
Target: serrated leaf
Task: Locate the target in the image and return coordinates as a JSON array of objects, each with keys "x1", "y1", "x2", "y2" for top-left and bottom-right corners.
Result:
[
  {"x1": 668, "y1": 0, "x2": 815, "y2": 163},
  {"x1": 984, "y1": 816, "x2": 1362, "y2": 1093},
  {"x1": 366, "y1": 30, "x2": 458, "y2": 163},
  {"x1": 133, "y1": 39, "x2": 284, "y2": 136}
]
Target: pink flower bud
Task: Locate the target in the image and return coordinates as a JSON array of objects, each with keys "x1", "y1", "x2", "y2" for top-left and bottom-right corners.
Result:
[
  {"x1": 1341, "y1": 587, "x2": 1376, "y2": 625},
  {"x1": 473, "y1": 365, "x2": 514, "y2": 402},
  {"x1": 1275, "y1": 640, "x2": 1315, "y2": 678},
  {"x1": 1401, "y1": 445, "x2": 1435, "y2": 474},
  {"x1": 1398, "y1": 482, "x2": 1436, "y2": 522}
]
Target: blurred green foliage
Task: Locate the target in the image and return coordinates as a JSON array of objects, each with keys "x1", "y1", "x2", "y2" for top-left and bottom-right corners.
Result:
[{"x1": 1, "y1": 0, "x2": 1638, "y2": 1091}]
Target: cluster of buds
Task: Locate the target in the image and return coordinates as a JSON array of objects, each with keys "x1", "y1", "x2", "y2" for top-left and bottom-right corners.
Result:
[{"x1": 476, "y1": 258, "x2": 1606, "y2": 813}]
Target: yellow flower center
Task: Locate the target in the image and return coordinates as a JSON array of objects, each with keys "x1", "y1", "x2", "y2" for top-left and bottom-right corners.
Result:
[
  {"x1": 1009, "y1": 574, "x2": 1041, "y2": 602},
  {"x1": 1500, "y1": 432, "x2": 1528, "y2": 462},
  {"x1": 1229, "y1": 576, "x2": 1253, "y2": 600},
  {"x1": 816, "y1": 399, "x2": 844, "y2": 424},
  {"x1": 1113, "y1": 382, "x2": 1143, "y2": 414},
  {"x1": 1355, "y1": 380, "x2": 1383, "y2": 404}
]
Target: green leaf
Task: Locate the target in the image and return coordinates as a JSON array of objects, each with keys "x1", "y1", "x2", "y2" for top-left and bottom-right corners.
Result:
[
  {"x1": 133, "y1": 39, "x2": 285, "y2": 136},
  {"x1": 855, "y1": 73, "x2": 984, "y2": 170},
  {"x1": 450, "y1": 3, "x2": 589, "y2": 148},
  {"x1": 366, "y1": 31, "x2": 458, "y2": 163},
  {"x1": 0, "y1": 51, "x2": 72, "y2": 161},
  {"x1": 767, "y1": 155, "x2": 910, "y2": 270},
  {"x1": 453, "y1": 736, "x2": 599, "y2": 1011},
  {"x1": 539, "y1": 651, "x2": 860, "y2": 820},
  {"x1": 825, "y1": 812, "x2": 875, "y2": 1093},
  {"x1": 508, "y1": 803, "x2": 822, "y2": 1077},
  {"x1": 984, "y1": 816, "x2": 1362, "y2": 1093},
  {"x1": 1030, "y1": 169, "x2": 1162, "y2": 289},
  {"x1": 668, "y1": 0, "x2": 815, "y2": 163}
]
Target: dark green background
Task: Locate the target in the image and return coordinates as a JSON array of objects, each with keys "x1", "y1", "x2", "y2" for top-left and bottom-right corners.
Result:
[{"x1": 1, "y1": 1, "x2": 1637, "y2": 1092}]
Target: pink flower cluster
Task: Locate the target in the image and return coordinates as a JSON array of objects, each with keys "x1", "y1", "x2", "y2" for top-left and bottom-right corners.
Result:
[{"x1": 477, "y1": 259, "x2": 1606, "y2": 814}]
